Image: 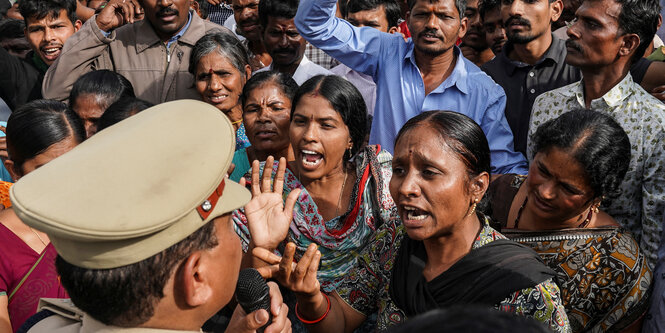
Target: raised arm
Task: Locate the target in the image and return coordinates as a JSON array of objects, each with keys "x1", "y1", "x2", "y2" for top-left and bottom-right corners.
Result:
[{"x1": 294, "y1": 0, "x2": 399, "y2": 78}]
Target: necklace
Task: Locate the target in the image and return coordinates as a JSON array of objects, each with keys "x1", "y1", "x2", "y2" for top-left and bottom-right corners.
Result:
[
  {"x1": 514, "y1": 197, "x2": 593, "y2": 229},
  {"x1": 334, "y1": 170, "x2": 349, "y2": 218},
  {"x1": 29, "y1": 227, "x2": 48, "y2": 247}
]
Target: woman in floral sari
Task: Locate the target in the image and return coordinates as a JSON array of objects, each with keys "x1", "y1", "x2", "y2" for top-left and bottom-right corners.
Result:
[
  {"x1": 0, "y1": 100, "x2": 86, "y2": 332},
  {"x1": 486, "y1": 110, "x2": 652, "y2": 332},
  {"x1": 232, "y1": 75, "x2": 395, "y2": 331}
]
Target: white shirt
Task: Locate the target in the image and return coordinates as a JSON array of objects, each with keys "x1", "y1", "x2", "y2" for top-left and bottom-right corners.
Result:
[
  {"x1": 331, "y1": 63, "x2": 376, "y2": 116},
  {"x1": 254, "y1": 55, "x2": 331, "y2": 85}
]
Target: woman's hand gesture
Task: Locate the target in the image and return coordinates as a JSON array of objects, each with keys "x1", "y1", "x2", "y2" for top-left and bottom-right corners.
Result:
[
  {"x1": 244, "y1": 156, "x2": 301, "y2": 251},
  {"x1": 254, "y1": 243, "x2": 322, "y2": 298}
]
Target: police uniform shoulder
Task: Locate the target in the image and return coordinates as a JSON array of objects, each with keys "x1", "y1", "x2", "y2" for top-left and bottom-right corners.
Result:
[{"x1": 27, "y1": 298, "x2": 84, "y2": 333}]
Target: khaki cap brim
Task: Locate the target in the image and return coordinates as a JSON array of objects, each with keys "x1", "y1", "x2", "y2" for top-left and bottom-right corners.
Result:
[{"x1": 11, "y1": 100, "x2": 250, "y2": 269}]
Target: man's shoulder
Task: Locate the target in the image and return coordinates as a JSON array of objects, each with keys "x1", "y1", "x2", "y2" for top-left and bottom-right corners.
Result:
[
  {"x1": 534, "y1": 81, "x2": 579, "y2": 104},
  {"x1": 461, "y1": 56, "x2": 505, "y2": 98}
]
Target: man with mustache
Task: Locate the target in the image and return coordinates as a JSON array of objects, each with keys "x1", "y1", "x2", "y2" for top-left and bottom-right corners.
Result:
[
  {"x1": 229, "y1": 0, "x2": 272, "y2": 71},
  {"x1": 481, "y1": 0, "x2": 579, "y2": 157},
  {"x1": 254, "y1": 0, "x2": 330, "y2": 85},
  {"x1": 42, "y1": 0, "x2": 233, "y2": 104},
  {"x1": 295, "y1": 0, "x2": 528, "y2": 174},
  {"x1": 459, "y1": 0, "x2": 494, "y2": 66},
  {"x1": 0, "y1": 0, "x2": 81, "y2": 111},
  {"x1": 527, "y1": 1, "x2": 665, "y2": 325}
]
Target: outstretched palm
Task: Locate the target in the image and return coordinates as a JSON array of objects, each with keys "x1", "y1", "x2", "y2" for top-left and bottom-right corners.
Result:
[{"x1": 245, "y1": 156, "x2": 301, "y2": 251}]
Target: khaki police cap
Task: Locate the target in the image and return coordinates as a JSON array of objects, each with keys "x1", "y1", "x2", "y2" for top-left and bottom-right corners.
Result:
[{"x1": 10, "y1": 100, "x2": 250, "y2": 269}]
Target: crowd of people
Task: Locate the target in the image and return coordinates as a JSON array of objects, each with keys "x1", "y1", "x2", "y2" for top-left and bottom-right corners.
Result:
[{"x1": 0, "y1": 0, "x2": 663, "y2": 331}]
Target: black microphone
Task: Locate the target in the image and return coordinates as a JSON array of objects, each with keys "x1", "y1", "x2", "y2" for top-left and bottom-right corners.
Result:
[{"x1": 235, "y1": 268, "x2": 272, "y2": 332}]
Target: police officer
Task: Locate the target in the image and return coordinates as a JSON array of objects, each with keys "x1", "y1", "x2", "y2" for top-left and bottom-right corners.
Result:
[{"x1": 12, "y1": 100, "x2": 291, "y2": 333}]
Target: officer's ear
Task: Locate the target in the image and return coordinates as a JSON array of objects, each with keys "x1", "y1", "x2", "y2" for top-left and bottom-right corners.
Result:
[{"x1": 180, "y1": 251, "x2": 214, "y2": 307}]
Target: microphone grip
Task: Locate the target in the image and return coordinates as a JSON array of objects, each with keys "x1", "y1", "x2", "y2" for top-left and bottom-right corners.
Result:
[{"x1": 236, "y1": 268, "x2": 273, "y2": 333}]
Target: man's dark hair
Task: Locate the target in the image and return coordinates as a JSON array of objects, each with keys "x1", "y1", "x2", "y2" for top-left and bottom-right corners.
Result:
[
  {"x1": 408, "y1": 0, "x2": 467, "y2": 18},
  {"x1": 292, "y1": 75, "x2": 368, "y2": 159},
  {"x1": 0, "y1": 18, "x2": 25, "y2": 41},
  {"x1": 258, "y1": 0, "x2": 299, "y2": 28},
  {"x1": 56, "y1": 221, "x2": 219, "y2": 327},
  {"x1": 478, "y1": 0, "x2": 499, "y2": 20},
  {"x1": 347, "y1": 0, "x2": 401, "y2": 28},
  {"x1": 532, "y1": 109, "x2": 631, "y2": 199},
  {"x1": 0, "y1": 0, "x2": 11, "y2": 17},
  {"x1": 18, "y1": 0, "x2": 77, "y2": 25},
  {"x1": 611, "y1": 0, "x2": 661, "y2": 63}
]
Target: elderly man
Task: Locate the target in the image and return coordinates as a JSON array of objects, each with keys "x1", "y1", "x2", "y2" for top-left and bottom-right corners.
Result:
[
  {"x1": 17, "y1": 100, "x2": 291, "y2": 332},
  {"x1": 295, "y1": 0, "x2": 527, "y2": 174},
  {"x1": 42, "y1": 0, "x2": 232, "y2": 104}
]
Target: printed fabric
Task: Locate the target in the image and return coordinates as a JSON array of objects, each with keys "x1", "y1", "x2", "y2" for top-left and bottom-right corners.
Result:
[
  {"x1": 232, "y1": 145, "x2": 397, "y2": 292},
  {"x1": 492, "y1": 174, "x2": 653, "y2": 332},
  {"x1": 528, "y1": 73, "x2": 665, "y2": 269},
  {"x1": 336, "y1": 214, "x2": 571, "y2": 332}
]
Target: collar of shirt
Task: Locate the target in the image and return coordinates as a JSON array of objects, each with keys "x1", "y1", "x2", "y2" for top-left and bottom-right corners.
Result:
[
  {"x1": 404, "y1": 46, "x2": 469, "y2": 95},
  {"x1": 572, "y1": 72, "x2": 636, "y2": 108},
  {"x1": 499, "y1": 35, "x2": 566, "y2": 76},
  {"x1": 269, "y1": 54, "x2": 311, "y2": 72},
  {"x1": 166, "y1": 11, "x2": 193, "y2": 50},
  {"x1": 135, "y1": 11, "x2": 194, "y2": 53}
]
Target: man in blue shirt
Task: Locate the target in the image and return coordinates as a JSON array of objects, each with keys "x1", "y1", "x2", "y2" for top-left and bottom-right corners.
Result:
[{"x1": 295, "y1": 0, "x2": 527, "y2": 174}]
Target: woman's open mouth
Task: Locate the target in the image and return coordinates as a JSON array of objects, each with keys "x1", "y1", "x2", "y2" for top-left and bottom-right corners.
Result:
[{"x1": 300, "y1": 149, "x2": 323, "y2": 169}]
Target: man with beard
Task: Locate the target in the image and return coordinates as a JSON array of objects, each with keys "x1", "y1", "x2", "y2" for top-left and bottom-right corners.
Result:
[
  {"x1": 481, "y1": 0, "x2": 579, "y2": 157},
  {"x1": 459, "y1": 0, "x2": 494, "y2": 66},
  {"x1": 478, "y1": 0, "x2": 506, "y2": 55},
  {"x1": 527, "y1": 0, "x2": 665, "y2": 310},
  {"x1": 42, "y1": 0, "x2": 231, "y2": 104},
  {"x1": 255, "y1": 0, "x2": 330, "y2": 85},
  {"x1": 0, "y1": 0, "x2": 81, "y2": 111},
  {"x1": 295, "y1": 0, "x2": 527, "y2": 174}
]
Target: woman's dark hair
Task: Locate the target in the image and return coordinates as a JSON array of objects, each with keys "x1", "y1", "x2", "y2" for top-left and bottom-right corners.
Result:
[
  {"x1": 241, "y1": 71, "x2": 299, "y2": 107},
  {"x1": 97, "y1": 97, "x2": 154, "y2": 131},
  {"x1": 531, "y1": 109, "x2": 630, "y2": 198},
  {"x1": 292, "y1": 75, "x2": 368, "y2": 158},
  {"x1": 395, "y1": 110, "x2": 491, "y2": 178},
  {"x1": 56, "y1": 221, "x2": 218, "y2": 327},
  {"x1": 69, "y1": 70, "x2": 135, "y2": 111},
  {"x1": 6, "y1": 99, "x2": 85, "y2": 171},
  {"x1": 189, "y1": 31, "x2": 250, "y2": 77}
]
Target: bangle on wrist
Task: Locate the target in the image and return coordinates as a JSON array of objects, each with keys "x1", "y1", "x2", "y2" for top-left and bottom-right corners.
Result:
[{"x1": 295, "y1": 293, "x2": 330, "y2": 325}]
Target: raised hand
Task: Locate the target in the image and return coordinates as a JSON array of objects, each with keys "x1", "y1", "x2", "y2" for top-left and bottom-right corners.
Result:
[
  {"x1": 244, "y1": 156, "x2": 301, "y2": 251},
  {"x1": 95, "y1": 0, "x2": 143, "y2": 32},
  {"x1": 254, "y1": 243, "x2": 321, "y2": 298}
]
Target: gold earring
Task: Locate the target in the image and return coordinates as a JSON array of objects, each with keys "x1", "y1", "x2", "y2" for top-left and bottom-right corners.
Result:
[{"x1": 467, "y1": 198, "x2": 479, "y2": 217}]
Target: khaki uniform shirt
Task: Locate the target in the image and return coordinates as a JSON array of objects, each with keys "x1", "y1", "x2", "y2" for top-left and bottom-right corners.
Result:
[
  {"x1": 42, "y1": 12, "x2": 231, "y2": 104},
  {"x1": 27, "y1": 299, "x2": 202, "y2": 333}
]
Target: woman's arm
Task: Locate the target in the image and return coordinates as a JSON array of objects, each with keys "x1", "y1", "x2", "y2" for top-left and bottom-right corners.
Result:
[
  {"x1": 0, "y1": 295, "x2": 11, "y2": 333},
  {"x1": 254, "y1": 243, "x2": 367, "y2": 333}
]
